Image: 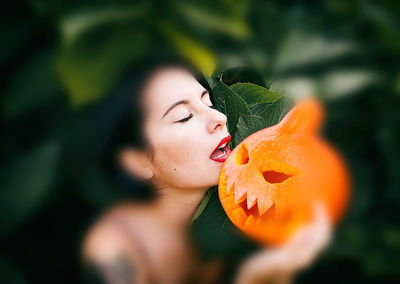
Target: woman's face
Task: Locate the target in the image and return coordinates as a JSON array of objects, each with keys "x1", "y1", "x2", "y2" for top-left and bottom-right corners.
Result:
[{"x1": 141, "y1": 66, "x2": 231, "y2": 190}]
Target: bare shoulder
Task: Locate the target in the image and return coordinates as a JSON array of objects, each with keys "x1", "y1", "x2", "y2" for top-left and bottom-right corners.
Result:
[
  {"x1": 82, "y1": 204, "x2": 151, "y2": 283},
  {"x1": 83, "y1": 216, "x2": 125, "y2": 261},
  {"x1": 83, "y1": 202, "x2": 145, "y2": 260}
]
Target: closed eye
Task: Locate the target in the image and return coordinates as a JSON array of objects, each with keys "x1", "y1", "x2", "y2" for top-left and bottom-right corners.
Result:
[
  {"x1": 209, "y1": 105, "x2": 216, "y2": 110},
  {"x1": 175, "y1": 113, "x2": 193, "y2": 123}
]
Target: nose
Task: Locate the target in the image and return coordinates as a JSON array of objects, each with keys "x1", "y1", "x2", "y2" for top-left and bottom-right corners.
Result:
[{"x1": 207, "y1": 108, "x2": 227, "y2": 134}]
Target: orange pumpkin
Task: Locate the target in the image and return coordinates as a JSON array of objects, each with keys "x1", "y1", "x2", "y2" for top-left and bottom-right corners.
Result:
[{"x1": 219, "y1": 99, "x2": 349, "y2": 245}]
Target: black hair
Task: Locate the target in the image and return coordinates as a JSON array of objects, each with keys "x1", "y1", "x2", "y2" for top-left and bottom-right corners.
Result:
[{"x1": 90, "y1": 55, "x2": 212, "y2": 198}]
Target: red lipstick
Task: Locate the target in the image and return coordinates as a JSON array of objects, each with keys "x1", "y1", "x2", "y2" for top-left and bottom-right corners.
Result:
[{"x1": 210, "y1": 135, "x2": 232, "y2": 162}]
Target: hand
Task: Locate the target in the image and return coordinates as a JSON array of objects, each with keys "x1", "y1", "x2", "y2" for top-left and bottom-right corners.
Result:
[{"x1": 235, "y1": 203, "x2": 332, "y2": 284}]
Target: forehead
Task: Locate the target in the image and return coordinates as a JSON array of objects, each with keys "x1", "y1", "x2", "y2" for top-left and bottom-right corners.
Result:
[{"x1": 141, "y1": 66, "x2": 205, "y2": 116}]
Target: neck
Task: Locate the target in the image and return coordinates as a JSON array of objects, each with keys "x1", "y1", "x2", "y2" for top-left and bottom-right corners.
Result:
[{"x1": 152, "y1": 186, "x2": 210, "y2": 229}]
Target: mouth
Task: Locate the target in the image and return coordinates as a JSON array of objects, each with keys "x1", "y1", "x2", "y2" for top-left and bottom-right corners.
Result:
[{"x1": 210, "y1": 135, "x2": 232, "y2": 163}]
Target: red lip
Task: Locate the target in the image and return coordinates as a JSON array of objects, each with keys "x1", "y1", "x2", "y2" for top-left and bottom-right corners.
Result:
[{"x1": 210, "y1": 135, "x2": 232, "y2": 162}]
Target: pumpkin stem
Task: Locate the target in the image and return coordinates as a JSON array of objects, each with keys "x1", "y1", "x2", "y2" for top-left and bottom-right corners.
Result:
[{"x1": 277, "y1": 99, "x2": 324, "y2": 135}]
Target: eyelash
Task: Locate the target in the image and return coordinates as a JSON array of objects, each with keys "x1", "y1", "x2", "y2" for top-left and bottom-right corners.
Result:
[
  {"x1": 176, "y1": 105, "x2": 216, "y2": 123},
  {"x1": 177, "y1": 113, "x2": 193, "y2": 123}
]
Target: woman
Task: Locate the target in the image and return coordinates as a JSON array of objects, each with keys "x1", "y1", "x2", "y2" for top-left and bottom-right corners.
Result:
[{"x1": 83, "y1": 59, "x2": 331, "y2": 284}]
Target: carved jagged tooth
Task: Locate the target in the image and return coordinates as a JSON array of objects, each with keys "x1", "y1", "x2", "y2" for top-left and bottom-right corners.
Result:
[
  {"x1": 257, "y1": 197, "x2": 274, "y2": 216},
  {"x1": 235, "y1": 192, "x2": 247, "y2": 204},
  {"x1": 247, "y1": 193, "x2": 257, "y2": 210},
  {"x1": 234, "y1": 185, "x2": 247, "y2": 204}
]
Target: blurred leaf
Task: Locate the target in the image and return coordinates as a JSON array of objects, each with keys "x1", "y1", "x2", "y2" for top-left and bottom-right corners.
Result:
[
  {"x1": 221, "y1": 67, "x2": 267, "y2": 87},
  {"x1": 270, "y1": 77, "x2": 317, "y2": 101},
  {"x1": 345, "y1": 158, "x2": 373, "y2": 219},
  {"x1": 79, "y1": 163, "x2": 124, "y2": 209},
  {"x1": 58, "y1": 27, "x2": 149, "y2": 107},
  {"x1": 161, "y1": 24, "x2": 216, "y2": 76},
  {"x1": 275, "y1": 30, "x2": 358, "y2": 73},
  {"x1": 0, "y1": 254, "x2": 26, "y2": 284},
  {"x1": 363, "y1": 4, "x2": 400, "y2": 51},
  {"x1": 0, "y1": 22, "x2": 32, "y2": 66},
  {"x1": 319, "y1": 70, "x2": 381, "y2": 99},
  {"x1": 59, "y1": 3, "x2": 148, "y2": 45},
  {"x1": 2, "y1": 49, "x2": 61, "y2": 118},
  {"x1": 176, "y1": 1, "x2": 250, "y2": 39},
  {"x1": 383, "y1": 227, "x2": 400, "y2": 249},
  {"x1": 0, "y1": 141, "x2": 60, "y2": 237}
]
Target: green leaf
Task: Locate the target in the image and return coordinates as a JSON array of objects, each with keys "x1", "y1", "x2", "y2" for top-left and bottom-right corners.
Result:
[
  {"x1": 190, "y1": 189, "x2": 257, "y2": 260},
  {"x1": 230, "y1": 82, "x2": 282, "y2": 106},
  {"x1": 212, "y1": 81, "x2": 251, "y2": 142},
  {"x1": 206, "y1": 66, "x2": 224, "y2": 89},
  {"x1": 257, "y1": 96, "x2": 293, "y2": 128},
  {"x1": 234, "y1": 115, "x2": 264, "y2": 146},
  {"x1": 0, "y1": 141, "x2": 60, "y2": 237},
  {"x1": 191, "y1": 186, "x2": 217, "y2": 222}
]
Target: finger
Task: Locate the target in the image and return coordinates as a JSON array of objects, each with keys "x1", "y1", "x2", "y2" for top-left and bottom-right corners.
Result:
[
  {"x1": 282, "y1": 208, "x2": 332, "y2": 271},
  {"x1": 312, "y1": 202, "x2": 332, "y2": 248},
  {"x1": 314, "y1": 201, "x2": 330, "y2": 227},
  {"x1": 285, "y1": 202, "x2": 329, "y2": 250}
]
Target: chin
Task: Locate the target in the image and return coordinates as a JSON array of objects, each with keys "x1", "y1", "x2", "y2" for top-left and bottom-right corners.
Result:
[{"x1": 211, "y1": 171, "x2": 222, "y2": 186}]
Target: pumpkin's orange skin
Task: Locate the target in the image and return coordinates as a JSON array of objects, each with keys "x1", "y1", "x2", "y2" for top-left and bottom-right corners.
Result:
[{"x1": 219, "y1": 99, "x2": 350, "y2": 246}]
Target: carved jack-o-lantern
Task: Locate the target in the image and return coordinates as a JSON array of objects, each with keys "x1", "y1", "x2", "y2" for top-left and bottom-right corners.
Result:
[{"x1": 219, "y1": 100, "x2": 349, "y2": 245}]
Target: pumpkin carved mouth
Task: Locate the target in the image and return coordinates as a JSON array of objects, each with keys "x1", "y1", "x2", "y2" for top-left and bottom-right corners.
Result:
[{"x1": 222, "y1": 165, "x2": 298, "y2": 217}]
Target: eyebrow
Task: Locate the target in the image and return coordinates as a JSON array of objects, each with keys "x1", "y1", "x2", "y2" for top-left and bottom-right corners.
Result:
[{"x1": 162, "y1": 90, "x2": 209, "y2": 119}]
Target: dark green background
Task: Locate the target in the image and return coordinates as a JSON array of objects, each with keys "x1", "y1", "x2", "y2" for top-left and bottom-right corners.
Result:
[{"x1": 1, "y1": 0, "x2": 400, "y2": 283}]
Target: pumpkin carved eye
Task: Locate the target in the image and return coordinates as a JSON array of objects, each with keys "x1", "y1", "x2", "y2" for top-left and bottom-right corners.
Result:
[
  {"x1": 262, "y1": 171, "x2": 293, "y2": 184},
  {"x1": 235, "y1": 143, "x2": 249, "y2": 165}
]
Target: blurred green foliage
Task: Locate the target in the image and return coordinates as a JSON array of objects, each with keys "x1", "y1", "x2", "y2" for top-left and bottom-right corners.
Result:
[{"x1": 1, "y1": 0, "x2": 400, "y2": 283}]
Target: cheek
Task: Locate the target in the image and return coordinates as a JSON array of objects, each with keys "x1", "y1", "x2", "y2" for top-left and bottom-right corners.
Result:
[
  {"x1": 151, "y1": 126, "x2": 219, "y2": 187},
  {"x1": 156, "y1": 131, "x2": 202, "y2": 167}
]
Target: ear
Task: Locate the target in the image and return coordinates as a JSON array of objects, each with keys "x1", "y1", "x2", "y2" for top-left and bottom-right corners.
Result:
[{"x1": 119, "y1": 148, "x2": 154, "y2": 180}]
